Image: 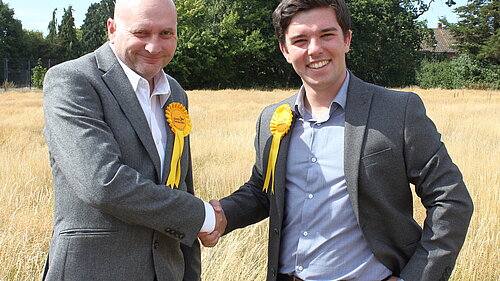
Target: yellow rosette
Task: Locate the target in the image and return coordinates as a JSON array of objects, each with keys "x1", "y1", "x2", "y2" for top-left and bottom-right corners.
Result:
[
  {"x1": 165, "y1": 102, "x2": 192, "y2": 188},
  {"x1": 263, "y1": 104, "x2": 293, "y2": 194}
]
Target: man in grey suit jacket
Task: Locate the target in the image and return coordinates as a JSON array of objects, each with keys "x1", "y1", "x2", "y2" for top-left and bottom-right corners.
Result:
[
  {"x1": 200, "y1": 0, "x2": 473, "y2": 280},
  {"x1": 42, "y1": 0, "x2": 225, "y2": 280}
]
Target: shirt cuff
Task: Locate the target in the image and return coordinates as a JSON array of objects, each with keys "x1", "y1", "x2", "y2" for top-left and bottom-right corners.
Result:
[{"x1": 200, "y1": 201, "x2": 216, "y2": 233}]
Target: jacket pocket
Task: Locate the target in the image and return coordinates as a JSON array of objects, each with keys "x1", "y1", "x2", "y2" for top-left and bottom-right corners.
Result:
[
  {"x1": 59, "y1": 228, "x2": 117, "y2": 237},
  {"x1": 361, "y1": 147, "x2": 392, "y2": 168}
]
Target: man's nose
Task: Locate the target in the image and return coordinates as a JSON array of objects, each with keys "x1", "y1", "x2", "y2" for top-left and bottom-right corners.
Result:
[
  {"x1": 145, "y1": 36, "x2": 162, "y2": 54},
  {"x1": 308, "y1": 38, "x2": 323, "y2": 56}
]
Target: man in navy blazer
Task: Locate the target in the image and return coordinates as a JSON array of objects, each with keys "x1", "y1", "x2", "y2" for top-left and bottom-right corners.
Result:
[
  {"x1": 42, "y1": 0, "x2": 225, "y2": 280},
  {"x1": 200, "y1": 0, "x2": 473, "y2": 280}
]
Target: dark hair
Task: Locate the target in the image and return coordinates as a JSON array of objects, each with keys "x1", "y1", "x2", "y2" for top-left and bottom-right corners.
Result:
[{"x1": 272, "y1": 0, "x2": 351, "y2": 46}]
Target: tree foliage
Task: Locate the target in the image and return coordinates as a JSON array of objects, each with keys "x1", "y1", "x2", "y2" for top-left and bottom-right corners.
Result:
[
  {"x1": 0, "y1": 0, "x2": 25, "y2": 58},
  {"x1": 58, "y1": 6, "x2": 79, "y2": 60},
  {"x1": 2, "y1": 0, "x2": 466, "y2": 89},
  {"x1": 443, "y1": 0, "x2": 499, "y2": 65},
  {"x1": 80, "y1": 0, "x2": 115, "y2": 55},
  {"x1": 170, "y1": 0, "x2": 293, "y2": 89},
  {"x1": 348, "y1": 0, "x2": 431, "y2": 87},
  {"x1": 171, "y1": 0, "x2": 441, "y2": 89},
  {"x1": 22, "y1": 30, "x2": 57, "y2": 59},
  {"x1": 47, "y1": 9, "x2": 58, "y2": 42}
]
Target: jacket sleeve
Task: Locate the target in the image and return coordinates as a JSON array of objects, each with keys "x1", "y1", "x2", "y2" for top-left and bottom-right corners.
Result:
[
  {"x1": 400, "y1": 93, "x2": 473, "y2": 281},
  {"x1": 181, "y1": 145, "x2": 201, "y2": 280},
  {"x1": 220, "y1": 110, "x2": 270, "y2": 233}
]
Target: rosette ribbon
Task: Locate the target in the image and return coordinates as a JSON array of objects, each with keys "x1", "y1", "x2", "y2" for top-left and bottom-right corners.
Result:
[
  {"x1": 165, "y1": 103, "x2": 192, "y2": 188},
  {"x1": 263, "y1": 104, "x2": 293, "y2": 194}
]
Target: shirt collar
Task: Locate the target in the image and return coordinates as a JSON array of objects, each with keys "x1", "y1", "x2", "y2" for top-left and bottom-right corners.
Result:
[
  {"x1": 294, "y1": 71, "x2": 349, "y2": 120},
  {"x1": 110, "y1": 44, "x2": 171, "y2": 107}
]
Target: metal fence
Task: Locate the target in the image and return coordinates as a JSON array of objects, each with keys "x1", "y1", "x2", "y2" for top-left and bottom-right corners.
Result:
[{"x1": 0, "y1": 58, "x2": 63, "y2": 88}]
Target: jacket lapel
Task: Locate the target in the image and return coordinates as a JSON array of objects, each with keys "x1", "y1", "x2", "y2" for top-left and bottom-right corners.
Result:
[
  {"x1": 95, "y1": 43, "x2": 162, "y2": 182},
  {"x1": 272, "y1": 95, "x2": 298, "y2": 223},
  {"x1": 161, "y1": 94, "x2": 182, "y2": 185},
  {"x1": 344, "y1": 74, "x2": 373, "y2": 222}
]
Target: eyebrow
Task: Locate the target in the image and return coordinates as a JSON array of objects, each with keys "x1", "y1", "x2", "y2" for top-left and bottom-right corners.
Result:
[
  {"x1": 288, "y1": 26, "x2": 340, "y2": 41},
  {"x1": 163, "y1": 27, "x2": 176, "y2": 33},
  {"x1": 130, "y1": 27, "x2": 176, "y2": 33}
]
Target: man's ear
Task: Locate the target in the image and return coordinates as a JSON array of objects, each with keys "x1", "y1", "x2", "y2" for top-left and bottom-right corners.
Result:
[
  {"x1": 279, "y1": 42, "x2": 291, "y2": 64},
  {"x1": 344, "y1": 29, "x2": 353, "y2": 54},
  {"x1": 107, "y1": 18, "x2": 116, "y2": 42}
]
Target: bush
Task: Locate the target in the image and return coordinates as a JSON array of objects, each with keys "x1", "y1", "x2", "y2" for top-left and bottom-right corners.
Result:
[
  {"x1": 417, "y1": 55, "x2": 500, "y2": 89},
  {"x1": 31, "y1": 62, "x2": 48, "y2": 89},
  {"x1": 417, "y1": 59, "x2": 460, "y2": 89}
]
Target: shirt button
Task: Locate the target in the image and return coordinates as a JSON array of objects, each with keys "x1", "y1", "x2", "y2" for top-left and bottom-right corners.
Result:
[
  {"x1": 308, "y1": 194, "x2": 313, "y2": 199},
  {"x1": 297, "y1": 265, "x2": 303, "y2": 272},
  {"x1": 303, "y1": 231, "x2": 308, "y2": 236},
  {"x1": 311, "y1": 157, "x2": 317, "y2": 163}
]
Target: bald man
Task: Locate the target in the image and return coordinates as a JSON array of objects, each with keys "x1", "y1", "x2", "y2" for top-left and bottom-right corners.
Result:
[{"x1": 42, "y1": 0, "x2": 225, "y2": 280}]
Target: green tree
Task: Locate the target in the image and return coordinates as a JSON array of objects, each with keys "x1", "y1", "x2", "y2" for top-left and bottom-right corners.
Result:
[
  {"x1": 22, "y1": 30, "x2": 57, "y2": 59},
  {"x1": 172, "y1": 0, "x2": 235, "y2": 88},
  {"x1": 47, "y1": 8, "x2": 58, "y2": 42},
  {"x1": 81, "y1": 0, "x2": 115, "y2": 55},
  {"x1": 348, "y1": 0, "x2": 431, "y2": 87},
  {"x1": 44, "y1": 8, "x2": 65, "y2": 60},
  {"x1": 171, "y1": 0, "x2": 454, "y2": 89},
  {"x1": 171, "y1": 0, "x2": 291, "y2": 89},
  {"x1": 0, "y1": 0, "x2": 25, "y2": 58},
  {"x1": 58, "y1": 5, "x2": 80, "y2": 60},
  {"x1": 444, "y1": 0, "x2": 499, "y2": 64},
  {"x1": 99, "y1": 0, "x2": 116, "y2": 23},
  {"x1": 231, "y1": 0, "x2": 293, "y2": 88}
]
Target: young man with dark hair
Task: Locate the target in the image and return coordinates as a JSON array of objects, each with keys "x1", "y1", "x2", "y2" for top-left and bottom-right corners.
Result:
[{"x1": 201, "y1": 1, "x2": 473, "y2": 280}]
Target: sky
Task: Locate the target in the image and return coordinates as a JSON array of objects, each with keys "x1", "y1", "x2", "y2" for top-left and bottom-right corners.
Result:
[{"x1": 5, "y1": 0, "x2": 469, "y2": 36}]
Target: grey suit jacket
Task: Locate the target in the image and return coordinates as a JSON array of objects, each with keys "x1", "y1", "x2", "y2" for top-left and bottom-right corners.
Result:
[
  {"x1": 220, "y1": 73, "x2": 473, "y2": 281},
  {"x1": 42, "y1": 43, "x2": 204, "y2": 281}
]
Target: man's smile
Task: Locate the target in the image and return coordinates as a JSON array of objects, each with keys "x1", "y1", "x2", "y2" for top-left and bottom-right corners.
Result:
[{"x1": 307, "y1": 60, "x2": 330, "y2": 69}]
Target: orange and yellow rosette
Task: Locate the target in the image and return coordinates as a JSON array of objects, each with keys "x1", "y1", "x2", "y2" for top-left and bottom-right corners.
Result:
[
  {"x1": 263, "y1": 104, "x2": 293, "y2": 194},
  {"x1": 165, "y1": 102, "x2": 192, "y2": 188}
]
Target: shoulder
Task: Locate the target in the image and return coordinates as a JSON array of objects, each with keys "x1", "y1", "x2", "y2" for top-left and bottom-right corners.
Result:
[
  {"x1": 260, "y1": 94, "x2": 297, "y2": 121},
  {"x1": 350, "y1": 74, "x2": 421, "y2": 107},
  {"x1": 49, "y1": 51, "x2": 97, "y2": 72},
  {"x1": 45, "y1": 43, "x2": 117, "y2": 81},
  {"x1": 45, "y1": 52, "x2": 98, "y2": 83},
  {"x1": 356, "y1": 75, "x2": 414, "y2": 96}
]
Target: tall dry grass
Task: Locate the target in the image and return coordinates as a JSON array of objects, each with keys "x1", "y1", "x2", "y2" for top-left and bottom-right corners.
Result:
[
  {"x1": 0, "y1": 88, "x2": 498, "y2": 280},
  {"x1": 0, "y1": 91, "x2": 52, "y2": 280}
]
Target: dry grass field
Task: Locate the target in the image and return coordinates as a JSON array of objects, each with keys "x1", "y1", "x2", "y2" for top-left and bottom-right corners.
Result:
[{"x1": 0, "y1": 88, "x2": 498, "y2": 280}]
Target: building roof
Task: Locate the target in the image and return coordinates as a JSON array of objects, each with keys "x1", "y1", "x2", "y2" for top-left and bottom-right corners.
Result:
[{"x1": 421, "y1": 25, "x2": 458, "y2": 53}]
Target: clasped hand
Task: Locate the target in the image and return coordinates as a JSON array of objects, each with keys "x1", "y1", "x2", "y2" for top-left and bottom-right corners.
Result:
[{"x1": 198, "y1": 199, "x2": 227, "y2": 247}]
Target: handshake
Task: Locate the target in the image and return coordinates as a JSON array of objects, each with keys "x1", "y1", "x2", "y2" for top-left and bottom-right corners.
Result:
[{"x1": 198, "y1": 199, "x2": 227, "y2": 247}]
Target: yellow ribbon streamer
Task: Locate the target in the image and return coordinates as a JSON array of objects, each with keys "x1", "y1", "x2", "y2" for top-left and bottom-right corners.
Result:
[
  {"x1": 263, "y1": 104, "x2": 293, "y2": 194},
  {"x1": 165, "y1": 103, "x2": 192, "y2": 188}
]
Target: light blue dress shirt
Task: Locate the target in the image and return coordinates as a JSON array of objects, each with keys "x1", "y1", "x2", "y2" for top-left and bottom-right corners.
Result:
[{"x1": 278, "y1": 72, "x2": 393, "y2": 281}]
